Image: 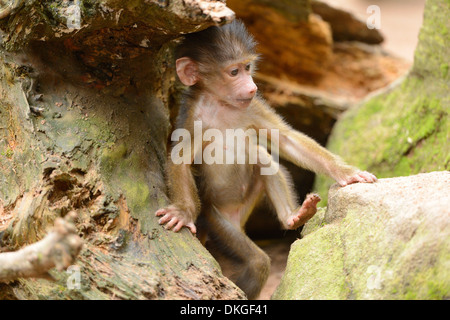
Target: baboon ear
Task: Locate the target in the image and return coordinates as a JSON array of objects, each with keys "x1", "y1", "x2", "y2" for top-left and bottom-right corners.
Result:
[{"x1": 176, "y1": 57, "x2": 199, "y2": 86}]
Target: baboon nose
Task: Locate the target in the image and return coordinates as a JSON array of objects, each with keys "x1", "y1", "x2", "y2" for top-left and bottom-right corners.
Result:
[{"x1": 248, "y1": 83, "x2": 257, "y2": 96}]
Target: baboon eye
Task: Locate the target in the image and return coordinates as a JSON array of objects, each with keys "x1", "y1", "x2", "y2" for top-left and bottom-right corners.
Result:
[
  {"x1": 245, "y1": 64, "x2": 251, "y2": 71},
  {"x1": 230, "y1": 69, "x2": 239, "y2": 76}
]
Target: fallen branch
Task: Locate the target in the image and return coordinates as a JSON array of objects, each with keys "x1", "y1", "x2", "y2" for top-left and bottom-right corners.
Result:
[{"x1": 0, "y1": 212, "x2": 83, "y2": 282}]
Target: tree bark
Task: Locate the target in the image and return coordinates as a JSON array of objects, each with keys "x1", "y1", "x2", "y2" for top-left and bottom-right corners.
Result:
[{"x1": 0, "y1": 0, "x2": 243, "y2": 299}]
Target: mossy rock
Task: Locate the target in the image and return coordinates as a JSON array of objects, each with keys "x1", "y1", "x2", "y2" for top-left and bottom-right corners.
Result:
[
  {"x1": 273, "y1": 172, "x2": 450, "y2": 300},
  {"x1": 314, "y1": 0, "x2": 449, "y2": 206}
]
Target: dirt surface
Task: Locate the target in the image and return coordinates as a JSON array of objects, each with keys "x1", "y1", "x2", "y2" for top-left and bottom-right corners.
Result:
[{"x1": 255, "y1": 0, "x2": 426, "y2": 300}]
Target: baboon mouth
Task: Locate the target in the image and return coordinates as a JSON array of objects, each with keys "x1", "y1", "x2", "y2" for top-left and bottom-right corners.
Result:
[{"x1": 237, "y1": 98, "x2": 253, "y2": 103}]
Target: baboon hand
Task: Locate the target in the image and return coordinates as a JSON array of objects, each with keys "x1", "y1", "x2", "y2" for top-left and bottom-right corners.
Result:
[
  {"x1": 337, "y1": 171, "x2": 377, "y2": 187},
  {"x1": 155, "y1": 206, "x2": 197, "y2": 234}
]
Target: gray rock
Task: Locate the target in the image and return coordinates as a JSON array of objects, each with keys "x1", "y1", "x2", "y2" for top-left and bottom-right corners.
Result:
[{"x1": 273, "y1": 171, "x2": 450, "y2": 299}]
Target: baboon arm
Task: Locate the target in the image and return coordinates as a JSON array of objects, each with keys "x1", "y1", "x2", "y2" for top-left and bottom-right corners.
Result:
[
  {"x1": 166, "y1": 160, "x2": 201, "y2": 222},
  {"x1": 251, "y1": 98, "x2": 358, "y2": 181}
]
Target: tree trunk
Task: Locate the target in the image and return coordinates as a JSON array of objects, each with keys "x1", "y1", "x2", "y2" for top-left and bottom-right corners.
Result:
[{"x1": 0, "y1": 0, "x2": 244, "y2": 299}]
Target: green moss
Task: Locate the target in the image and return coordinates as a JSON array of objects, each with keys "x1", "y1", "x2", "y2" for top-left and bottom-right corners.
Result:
[
  {"x1": 395, "y1": 261, "x2": 450, "y2": 300},
  {"x1": 316, "y1": 0, "x2": 449, "y2": 200},
  {"x1": 441, "y1": 63, "x2": 449, "y2": 78},
  {"x1": 300, "y1": 207, "x2": 327, "y2": 236},
  {"x1": 315, "y1": 73, "x2": 449, "y2": 206},
  {"x1": 427, "y1": 281, "x2": 449, "y2": 299},
  {"x1": 1, "y1": 147, "x2": 14, "y2": 159},
  {"x1": 80, "y1": 0, "x2": 98, "y2": 17},
  {"x1": 122, "y1": 178, "x2": 151, "y2": 214},
  {"x1": 273, "y1": 224, "x2": 349, "y2": 299},
  {"x1": 99, "y1": 142, "x2": 157, "y2": 233},
  {"x1": 412, "y1": 0, "x2": 450, "y2": 77},
  {"x1": 276, "y1": 174, "x2": 450, "y2": 300}
]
